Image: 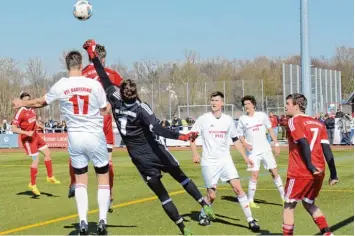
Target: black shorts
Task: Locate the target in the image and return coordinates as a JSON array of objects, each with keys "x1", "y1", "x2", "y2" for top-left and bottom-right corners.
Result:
[{"x1": 127, "y1": 143, "x2": 179, "y2": 181}]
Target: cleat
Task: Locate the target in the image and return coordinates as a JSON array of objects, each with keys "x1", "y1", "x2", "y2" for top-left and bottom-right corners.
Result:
[
  {"x1": 183, "y1": 227, "x2": 193, "y2": 235},
  {"x1": 108, "y1": 199, "x2": 113, "y2": 213},
  {"x1": 68, "y1": 184, "x2": 75, "y2": 198},
  {"x1": 198, "y1": 213, "x2": 211, "y2": 226},
  {"x1": 249, "y1": 201, "x2": 260, "y2": 209},
  {"x1": 97, "y1": 219, "x2": 107, "y2": 235},
  {"x1": 28, "y1": 183, "x2": 41, "y2": 196},
  {"x1": 203, "y1": 205, "x2": 215, "y2": 220},
  {"x1": 46, "y1": 176, "x2": 61, "y2": 184},
  {"x1": 79, "y1": 220, "x2": 89, "y2": 235},
  {"x1": 248, "y1": 219, "x2": 260, "y2": 232}
]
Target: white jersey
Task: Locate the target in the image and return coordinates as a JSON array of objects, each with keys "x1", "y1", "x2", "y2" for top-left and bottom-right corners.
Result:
[
  {"x1": 236, "y1": 111, "x2": 271, "y2": 155},
  {"x1": 45, "y1": 76, "x2": 107, "y2": 133},
  {"x1": 191, "y1": 112, "x2": 238, "y2": 164}
]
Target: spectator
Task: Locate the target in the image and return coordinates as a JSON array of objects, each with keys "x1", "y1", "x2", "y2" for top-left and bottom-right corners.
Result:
[
  {"x1": 279, "y1": 113, "x2": 289, "y2": 140},
  {"x1": 160, "y1": 118, "x2": 170, "y2": 129},
  {"x1": 171, "y1": 115, "x2": 182, "y2": 132},
  {"x1": 324, "y1": 114, "x2": 335, "y2": 145},
  {"x1": 315, "y1": 113, "x2": 324, "y2": 123},
  {"x1": 234, "y1": 111, "x2": 241, "y2": 128},
  {"x1": 268, "y1": 112, "x2": 279, "y2": 143},
  {"x1": 338, "y1": 113, "x2": 352, "y2": 145},
  {"x1": 186, "y1": 116, "x2": 195, "y2": 127}
]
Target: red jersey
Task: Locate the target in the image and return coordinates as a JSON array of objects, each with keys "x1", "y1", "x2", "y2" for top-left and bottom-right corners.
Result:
[
  {"x1": 13, "y1": 107, "x2": 38, "y2": 140},
  {"x1": 287, "y1": 114, "x2": 329, "y2": 179},
  {"x1": 82, "y1": 64, "x2": 123, "y2": 145},
  {"x1": 82, "y1": 64, "x2": 123, "y2": 87},
  {"x1": 270, "y1": 115, "x2": 278, "y2": 128}
]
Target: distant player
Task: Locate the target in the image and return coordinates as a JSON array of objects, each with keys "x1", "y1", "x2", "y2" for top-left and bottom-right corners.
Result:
[
  {"x1": 283, "y1": 93, "x2": 338, "y2": 236},
  {"x1": 12, "y1": 51, "x2": 111, "y2": 235},
  {"x1": 236, "y1": 95, "x2": 284, "y2": 208},
  {"x1": 68, "y1": 44, "x2": 123, "y2": 213},
  {"x1": 83, "y1": 39, "x2": 214, "y2": 235},
  {"x1": 190, "y1": 92, "x2": 260, "y2": 232},
  {"x1": 11, "y1": 92, "x2": 60, "y2": 196}
]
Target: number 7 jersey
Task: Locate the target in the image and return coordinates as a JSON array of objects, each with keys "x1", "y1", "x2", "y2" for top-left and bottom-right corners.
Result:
[
  {"x1": 287, "y1": 114, "x2": 329, "y2": 179},
  {"x1": 44, "y1": 76, "x2": 107, "y2": 133}
]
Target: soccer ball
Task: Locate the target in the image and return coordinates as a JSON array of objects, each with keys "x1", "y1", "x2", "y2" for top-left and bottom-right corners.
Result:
[{"x1": 73, "y1": 0, "x2": 93, "y2": 21}]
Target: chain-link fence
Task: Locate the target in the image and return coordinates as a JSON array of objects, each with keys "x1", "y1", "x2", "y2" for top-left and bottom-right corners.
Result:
[
  {"x1": 282, "y1": 63, "x2": 342, "y2": 115},
  {"x1": 134, "y1": 80, "x2": 282, "y2": 120}
]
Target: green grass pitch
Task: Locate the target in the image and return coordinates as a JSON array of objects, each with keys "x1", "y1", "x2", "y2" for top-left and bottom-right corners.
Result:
[{"x1": 0, "y1": 148, "x2": 353, "y2": 235}]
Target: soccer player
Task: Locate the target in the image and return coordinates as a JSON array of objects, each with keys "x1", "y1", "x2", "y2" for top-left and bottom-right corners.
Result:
[
  {"x1": 190, "y1": 92, "x2": 260, "y2": 232},
  {"x1": 83, "y1": 39, "x2": 214, "y2": 235},
  {"x1": 283, "y1": 93, "x2": 338, "y2": 236},
  {"x1": 236, "y1": 95, "x2": 284, "y2": 208},
  {"x1": 68, "y1": 44, "x2": 123, "y2": 213},
  {"x1": 11, "y1": 92, "x2": 60, "y2": 196},
  {"x1": 12, "y1": 51, "x2": 111, "y2": 235}
]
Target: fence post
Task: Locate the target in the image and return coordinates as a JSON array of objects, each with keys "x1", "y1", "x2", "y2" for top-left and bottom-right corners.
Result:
[{"x1": 261, "y1": 79, "x2": 264, "y2": 111}]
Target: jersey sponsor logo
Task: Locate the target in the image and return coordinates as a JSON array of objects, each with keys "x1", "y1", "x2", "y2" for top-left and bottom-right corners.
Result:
[
  {"x1": 208, "y1": 130, "x2": 226, "y2": 138},
  {"x1": 64, "y1": 87, "x2": 92, "y2": 95},
  {"x1": 114, "y1": 109, "x2": 137, "y2": 118},
  {"x1": 28, "y1": 117, "x2": 36, "y2": 124}
]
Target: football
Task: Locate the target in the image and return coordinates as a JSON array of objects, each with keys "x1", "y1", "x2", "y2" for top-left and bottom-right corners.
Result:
[{"x1": 73, "y1": 0, "x2": 93, "y2": 21}]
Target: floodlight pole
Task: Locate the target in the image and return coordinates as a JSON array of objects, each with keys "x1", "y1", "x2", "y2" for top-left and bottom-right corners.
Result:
[{"x1": 300, "y1": 0, "x2": 313, "y2": 115}]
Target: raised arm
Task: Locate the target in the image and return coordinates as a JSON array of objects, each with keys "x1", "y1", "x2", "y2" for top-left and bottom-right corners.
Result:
[{"x1": 83, "y1": 39, "x2": 120, "y2": 104}]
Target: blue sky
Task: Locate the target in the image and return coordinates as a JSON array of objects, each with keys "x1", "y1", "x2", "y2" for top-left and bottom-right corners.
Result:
[{"x1": 0, "y1": 0, "x2": 353, "y2": 74}]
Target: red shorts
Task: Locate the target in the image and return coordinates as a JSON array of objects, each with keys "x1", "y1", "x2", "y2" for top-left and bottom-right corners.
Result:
[
  {"x1": 22, "y1": 135, "x2": 47, "y2": 156},
  {"x1": 284, "y1": 177, "x2": 324, "y2": 204},
  {"x1": 103, "y1": 114, "x2": 114, "y2": 148}
]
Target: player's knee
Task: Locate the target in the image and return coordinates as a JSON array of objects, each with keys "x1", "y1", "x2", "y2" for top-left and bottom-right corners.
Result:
[
  {"x1": 302, "y1": 200, "x2": 316, "y2": 212},
  {"x1": 208, "y1": 190, "x2": 217, "y2": 201},
  {"x1": 107, "y1": 147, "x2": 113, "y2": 153},
  {"x1": 269, "y1": 169, "x2": 278, "y2": 178},
  {"x1": 73, "y1": 166, "x2": 88, "y2": 175},
  {"x1": 94, "y1": 164, "x2": 109, "y2": 174}
]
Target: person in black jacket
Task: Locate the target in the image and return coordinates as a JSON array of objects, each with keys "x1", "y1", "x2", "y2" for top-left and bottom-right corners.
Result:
[{"x1": 324, "y1": 114, "x2": 335, "y2": 145}]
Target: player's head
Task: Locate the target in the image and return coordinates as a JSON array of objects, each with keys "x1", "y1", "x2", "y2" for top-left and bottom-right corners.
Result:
[
  {"x1": 210, "y1": 91, "x2": 224, "y2": 112},
  {"x1": 20, "y1": 92, "x2": 31, "y2": 101},
  {"x1": 120, "y1": 79, "x2": 139, "y2": 104},
  {"x1": 285, "y1": 93, "x2": 307, "y2": 116},
  {"x1": 241, "y1": 95, "x2": 256, "y2": 113},
  {"x1": 65, "y1": 51, "x2": 83, "y2": 71},
  {"x1": 89, "y1": 44, "x2": 106, "y2": 65}
]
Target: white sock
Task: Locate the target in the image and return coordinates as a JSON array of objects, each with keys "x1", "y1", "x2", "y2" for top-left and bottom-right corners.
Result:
[
  {"x1": 75, "y1": 184, "x2": 88, "y2": 224},
  {"x1": 98, "y1": 185, "x2": 110, "y2": 224},
  {"x1": 273, "y1": 176, "x2": 285, "y2": 201},
  {"x1": 248, "y1": 180, "x2": 257, "y2": 202},
  {"x1": 237, "y1": 194, "x2": 253, "y2": 223}
]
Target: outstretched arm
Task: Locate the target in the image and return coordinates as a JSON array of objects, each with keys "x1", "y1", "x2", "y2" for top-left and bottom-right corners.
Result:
[{"x1": 12, "y1": 96, "x2": 47, "y2": 109}]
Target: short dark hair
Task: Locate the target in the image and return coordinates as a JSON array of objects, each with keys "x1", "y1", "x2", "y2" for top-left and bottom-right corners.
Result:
[
  {"x1": 241, "y1": 95, "x2": 256, "y2": 107},
  {"x1": 65, "y1": 50, "x2": 82, "y2": 70},
  {"x1": 20, "y1": 92, "x2": 30, "y2": 100},
  {"x1": 210, "y1": 91, "x2": 224, "y2": 99},
  {"x1": 286, "y1": 93, "x2": 307, "y2": 112},
  {"x1": 120, "y1": 79, "x2": 139, "y2": 104},
  {"x1": 88, "y1": 44, "x2": 106, "y2": 63}
]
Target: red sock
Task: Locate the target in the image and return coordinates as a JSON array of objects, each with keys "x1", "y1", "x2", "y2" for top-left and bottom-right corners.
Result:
[
  {"x1": 69, "y1": 159, "x2": 76, "y2": 187},
  {"x1": 109, "y1": 160, "x2": 114, "y2": 197},
  {"x1": 44, "y1": 160, "x2": 53, "y2": 178},
  {"x1": 30, "y1": 167, "x2": 38, "y2": 186},
  {"x1": 282, "y1": 223, "x2": 294, "y2": 235},
  {"x1": 313, "y1": 216, "x2": 331, "y2": 234}
]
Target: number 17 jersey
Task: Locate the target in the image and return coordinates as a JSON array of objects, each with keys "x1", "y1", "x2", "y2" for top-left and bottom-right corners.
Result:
[
  {"x1": 44, "y1": 76, "x2": 107, "y2": 133},
  {"x1": 287, "y1": 114, "x2": 329, "y2": 179}
]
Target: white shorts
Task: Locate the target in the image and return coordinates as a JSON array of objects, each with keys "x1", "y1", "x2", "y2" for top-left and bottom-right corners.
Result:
[
  {"x1": 247, "y1": 150, "x2": 277, "y2": 171},
  {"x1": 68, "y1": 132, "x2": 109, "y2": 169},
  {"x1": 202, "y1": 158, "x2": 239, "y2": 188}
]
